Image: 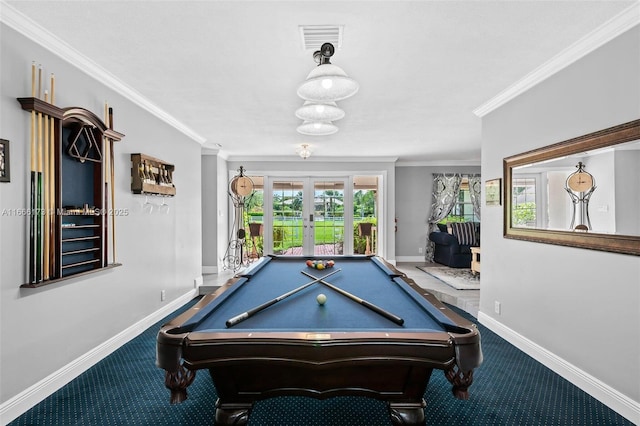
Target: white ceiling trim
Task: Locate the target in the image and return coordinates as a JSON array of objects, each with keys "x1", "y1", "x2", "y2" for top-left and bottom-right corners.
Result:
[
  {"x1": 474, "y1": 2, "x2": 640, "y2": 118},
  {"x1": 396, "y1": 160, "x2": 481, "y2": 167},
  {"x1": 0, "y1": 1, "x2": 207, "y2": 145},
  {"x1": 226, "y1": 155, "x2": 398, "y2": 163}
]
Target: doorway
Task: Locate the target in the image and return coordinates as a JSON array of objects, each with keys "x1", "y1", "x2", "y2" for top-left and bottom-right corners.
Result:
[
  {"x1": 238, "y1": 174, "x2": 381, "y2": 259},
  {"x1": 269, "y1": 178, "x2": 347, "y2": 256}
]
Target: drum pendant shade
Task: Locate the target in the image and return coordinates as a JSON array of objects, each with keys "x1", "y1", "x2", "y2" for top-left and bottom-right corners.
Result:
[
  {"x1": 296, "y1": 121, "x2": 339, "y2": 136},
  {"x1": 297, "y1": 64, "x2": 359, "y2": 102},
  {"x1": 295, "y1": 101, "x2": 345, "y2": 122}
]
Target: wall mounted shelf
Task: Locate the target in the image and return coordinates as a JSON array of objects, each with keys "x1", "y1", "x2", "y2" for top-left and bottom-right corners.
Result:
[
  {"x1": 131, "y1": 153, "x2": 176, "y2": 196},
  {"x1": 17, "y1": 96, "x2": 124, "y2": 288}
]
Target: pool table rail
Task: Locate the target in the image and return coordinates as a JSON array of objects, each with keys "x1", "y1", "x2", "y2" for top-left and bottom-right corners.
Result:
[{"x1": 156, "y1": 256, "x2": 483, "y2": 425}]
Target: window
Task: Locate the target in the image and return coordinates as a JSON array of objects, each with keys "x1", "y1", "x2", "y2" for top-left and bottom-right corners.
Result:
[
  {"x1": 442, "y1": 177, "x2": 480, "y2": 224},
  {"x1": 353, "y1": 176, "x2": 378, "y2": 254},
  {"x1": 512, "y1": 177, "x2": 537, "y2": 227},
  {"x1": 244, "y1": 176, "x2": 264, "y2": 259}
]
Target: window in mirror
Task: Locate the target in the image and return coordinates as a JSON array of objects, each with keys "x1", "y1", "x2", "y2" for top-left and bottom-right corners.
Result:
[{"x1": 511, "y1": 177, "x2": 538, "y2": 227}]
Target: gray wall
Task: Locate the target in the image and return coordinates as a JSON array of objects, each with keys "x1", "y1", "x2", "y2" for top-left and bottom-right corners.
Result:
[
  {"x1": 480, "y1": 26, "x2": 640, "y2": 406},
  {"x1": 0, "y1": 25, "x2": 203, "y2": 403},
  {"x1": 615, "y1": 150, "x2": 640, "y2": 235},
  {"x1": 201, "y1": 152, "x2": 218, "y2": 271},
  {"x1": 395, "y1": 165, "x2": 480, "y2": 259}
]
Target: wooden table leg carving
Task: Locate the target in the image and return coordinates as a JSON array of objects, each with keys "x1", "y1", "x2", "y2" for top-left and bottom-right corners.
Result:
[
  {"x1": 445, "y1": 365, "x2": 474, "y2": 400},
  {"x1": 388, "y1": 400, "x2": 426, "y2": 425},
  {"x1": 164, "y1": 366, "x2": 196, "y2": 404},
  {"x1": 215, "y1": 400, "x2": 253, "y2": 425}
]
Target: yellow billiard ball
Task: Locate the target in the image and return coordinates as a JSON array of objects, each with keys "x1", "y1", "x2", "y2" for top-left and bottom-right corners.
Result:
[{"x1": 316, "y1": 293, "x2": 327, "y2": 305}]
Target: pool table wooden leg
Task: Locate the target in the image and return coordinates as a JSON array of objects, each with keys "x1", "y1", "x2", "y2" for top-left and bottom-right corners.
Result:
[
  {"x1": 388, "y1": 399, "x2": 426, "y2": 425},
  {"x1": 214, "y1": 399, "x2": 253, "y2": 425},
  {"x1": 164, "y1": 367, "x2": 196, "y2": 404},
  {"x1": 445, "y1": 366, "x2": 474, "y2": 400}
]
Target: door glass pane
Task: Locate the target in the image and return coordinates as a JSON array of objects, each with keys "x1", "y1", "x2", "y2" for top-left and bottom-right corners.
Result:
[
  {"x1": 354, "y1": 176, "x2": 378, "y2": 254},
  {"x1": 245, "y1": 176, "x2": 263, "y2": 261},
  {"x1": 314, "y1": 181, "x2": 345, "y2": 255},
  {"x1": 272, "y1": 180, "x2": 303, "y2": 255}
]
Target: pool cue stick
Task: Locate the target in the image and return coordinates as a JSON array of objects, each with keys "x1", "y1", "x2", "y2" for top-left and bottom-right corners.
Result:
[
  {"x1": 43, "y1": 90, "x2": 50, "y2": 280},
  {"x1": 49, "y1": 74, "x2": 56, "y2": 277},
  {"x1": 35, "y1": 64, "x2": 43, "y2": 282},
  {"x1": 301, "y1": 270, "x2": 404, "y2": 326},
  {"x1": 29, "y1": 62, "x2": 36, "y2": 283},
  {"x1": 226, "y1": 268, "x2": 342, "y2": 328},
  {"x1": 108, "y1": 107, "x2": 116, "y2": 263}
]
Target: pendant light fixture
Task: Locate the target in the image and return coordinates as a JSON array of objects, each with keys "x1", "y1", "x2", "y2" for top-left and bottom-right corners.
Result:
[
  {"x1": 297, "y1": 43, "x2": 359, "y2": 102},
  {"x1": 296, "y1": 121, "x2": 339, "y2": 136},
  {"x1": 298, "y1": 144, "x2": 312, "y2": 159},
  {"x1": 295, "y1": 101, "x2": 345, "y2": 122}
]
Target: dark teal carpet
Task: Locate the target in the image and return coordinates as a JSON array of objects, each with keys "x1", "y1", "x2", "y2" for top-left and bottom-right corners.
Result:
[{"x1": 9, "y1": 298, "x2": 632, "y2": 425}]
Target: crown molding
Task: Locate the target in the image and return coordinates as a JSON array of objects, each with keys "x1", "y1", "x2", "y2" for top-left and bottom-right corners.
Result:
[
  {"x1": 474, "y1": 2, "x2": 640, "y2": 118},
  {"x1": 0, "y1": 1, "x2": 206, "y2": 145},
  {"x1": 201, "y1": 148, "x2": 221, "y2": 156},
  {"x1": 396, "y1": 159, "x2": 481, "y2": 167},
  {"x1": 225, "y1": 155, "x2": 398, "y2": 163}
]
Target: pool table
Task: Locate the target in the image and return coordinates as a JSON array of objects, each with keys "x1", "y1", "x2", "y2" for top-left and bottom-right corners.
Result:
[{"x1": 157, "y1": 255, "x2": 482, "y2": 425}]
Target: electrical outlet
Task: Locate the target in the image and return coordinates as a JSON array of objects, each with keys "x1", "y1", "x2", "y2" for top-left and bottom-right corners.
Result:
[
  {"x1": 494, "y1": 301, "x2": 501, "y2": 315},
  {"x1": 418, "y1": 247, "x2": 423, "y2": 254},
  {"x1": 161, "y1": 290, "x2": 166, "y2": 302}
]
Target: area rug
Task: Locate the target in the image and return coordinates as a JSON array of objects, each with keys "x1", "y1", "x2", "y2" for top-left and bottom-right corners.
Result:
[{"x1": 416, "y1": 265, "x2": 480, "y2": 290}]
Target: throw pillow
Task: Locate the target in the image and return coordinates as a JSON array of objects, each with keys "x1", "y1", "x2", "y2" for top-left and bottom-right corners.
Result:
[{"x1": 451, "y1": 222, "x2": 477, "y2": 246}]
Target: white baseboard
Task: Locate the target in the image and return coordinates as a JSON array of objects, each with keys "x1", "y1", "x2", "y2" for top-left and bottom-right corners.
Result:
[
  {"x1": 193, "y1": 275, "x2": 204, "y2": 288},
  {"x1": 478, "y1": 311, "x2": 640, "y2": 423},
  {"x1": 202, "y1": 265, "x2": 218, "y2": 274},
  {"x1": 0, "y1": 289, "x2": 198, "y2": 425},
  {"x1": 396, "y1": 256, "x2": 425, "y2": 263}
]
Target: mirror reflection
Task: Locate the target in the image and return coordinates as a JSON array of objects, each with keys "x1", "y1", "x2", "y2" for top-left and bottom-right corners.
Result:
[
  {"x1": 511, "y1": 139, "x2": 640, "y2": 236},
  {"x1": 503, "y1": 119, "x2": 640, "y2": 256}
]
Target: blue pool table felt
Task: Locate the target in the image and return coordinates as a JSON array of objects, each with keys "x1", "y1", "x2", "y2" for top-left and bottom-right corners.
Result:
[{"x1": 186, "y1": 257, "x2": 457, "y2": 332}]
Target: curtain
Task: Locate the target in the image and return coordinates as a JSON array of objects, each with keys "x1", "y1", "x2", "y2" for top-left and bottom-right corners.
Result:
[
  {"x1": 425, "y1": 173, "x2": 462, "y2": 262},
  {"x1": 468, "y1": 174, "x2": 482, "y2": 220}
]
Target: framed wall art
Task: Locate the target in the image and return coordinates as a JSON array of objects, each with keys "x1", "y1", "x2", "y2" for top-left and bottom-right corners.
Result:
[
  {"x1": 485, "y1": 178, "x2": 501, "y2": 206},
  {"x1": 0, "y1": 139, "x2": 9, "y2": 182}
]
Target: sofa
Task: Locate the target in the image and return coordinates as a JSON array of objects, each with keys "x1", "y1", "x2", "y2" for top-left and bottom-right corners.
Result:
[{"x1": 429, "y1": 222, "x2": 480, "y2": 268}]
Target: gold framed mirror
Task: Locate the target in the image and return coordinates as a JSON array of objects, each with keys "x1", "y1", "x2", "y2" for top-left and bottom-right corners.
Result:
[{"x1": 503, "y1": 119, "x2": 640, "y2": 256}]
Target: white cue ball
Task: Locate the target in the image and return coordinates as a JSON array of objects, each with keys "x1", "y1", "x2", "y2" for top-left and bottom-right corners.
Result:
[{"x1": 316, "y1": 293, "x2": 327, "y2": 305}]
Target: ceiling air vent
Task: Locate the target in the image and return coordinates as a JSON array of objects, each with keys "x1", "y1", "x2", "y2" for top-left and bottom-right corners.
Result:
[{"x1": 299, "y1": 25, "x2": 343, "y2": 51}]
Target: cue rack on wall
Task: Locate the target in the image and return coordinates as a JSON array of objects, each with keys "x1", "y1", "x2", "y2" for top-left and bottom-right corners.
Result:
[{"x1": 17, "y1": 63, "x2": 125, "y2": 288}]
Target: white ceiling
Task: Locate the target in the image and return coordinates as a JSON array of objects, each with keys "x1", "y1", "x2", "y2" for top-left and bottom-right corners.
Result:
[{"x1": 5, "y1": 1, "x2": 636, "y2": 163}]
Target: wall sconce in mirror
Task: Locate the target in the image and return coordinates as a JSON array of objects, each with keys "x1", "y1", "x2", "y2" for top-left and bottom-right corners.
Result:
[{"x1": 503, "y1": 119, "x2": 640, "y2": 256}]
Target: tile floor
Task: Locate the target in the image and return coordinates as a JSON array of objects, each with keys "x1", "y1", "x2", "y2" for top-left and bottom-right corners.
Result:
[{"x1": 202, "y1": 261, "x2": 480, "y2": 318}]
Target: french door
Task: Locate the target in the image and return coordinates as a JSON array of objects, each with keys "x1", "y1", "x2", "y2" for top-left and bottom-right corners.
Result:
[{"x1": 267, "y1": 177, "x2": 350, "y2": 256}]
